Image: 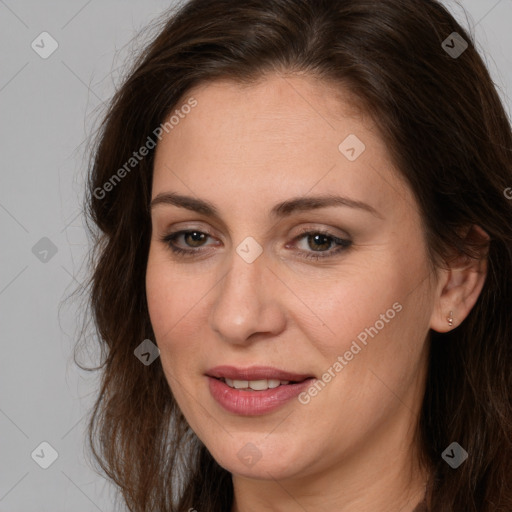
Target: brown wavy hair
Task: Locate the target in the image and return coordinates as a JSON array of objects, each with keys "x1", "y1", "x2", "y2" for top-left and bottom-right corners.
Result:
[{"x1": 77, "y1": 0, "x2": 512, "y2": 510}]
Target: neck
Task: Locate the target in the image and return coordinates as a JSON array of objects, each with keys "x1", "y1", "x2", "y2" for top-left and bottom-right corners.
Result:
[
  {"x1": 230, "y1": 414, "x2": 430, "y2": 512},
  {"x1": 232, "y1": 462, "x2": 428, "y2": 512}
]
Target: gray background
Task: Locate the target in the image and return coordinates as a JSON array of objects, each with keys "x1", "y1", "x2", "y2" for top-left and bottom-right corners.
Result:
[{"x1": 1, "y1": 1, "x2": 511, "y2": 510}]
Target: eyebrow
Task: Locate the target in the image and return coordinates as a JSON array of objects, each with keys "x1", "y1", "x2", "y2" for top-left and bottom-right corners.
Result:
[{"x1": 150, "y1": 192, "x2": 383, "y2": 219}]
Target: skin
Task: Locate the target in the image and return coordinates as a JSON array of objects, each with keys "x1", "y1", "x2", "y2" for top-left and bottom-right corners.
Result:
[{"x1": 145, "y1": 73, "x2": 488, "y2": 512}]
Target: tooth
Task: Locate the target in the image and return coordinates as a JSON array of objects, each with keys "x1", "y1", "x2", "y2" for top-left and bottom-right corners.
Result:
[
  {"x1": 249, "y1": 380, "x2": 268, "y2": 391},
  {"x1": 223, "y1": 378, "x2": 291, "y2": 390}
]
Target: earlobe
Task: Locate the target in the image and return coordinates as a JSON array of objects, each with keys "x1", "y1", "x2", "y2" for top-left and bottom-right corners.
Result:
[
  {"x1": 429, "y1": 225, "x2": 490, "y2": 333},
  {"x1": 447, "y1": 310, "x2": 453, "y2": 327}
]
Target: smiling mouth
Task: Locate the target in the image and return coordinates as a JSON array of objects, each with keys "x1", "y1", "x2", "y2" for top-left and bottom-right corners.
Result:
[
  {"x1": 213, "y1": 376, "x2": 312, "y2": 391},
  {"x1": 207, "y1": 369, "x2": 315, "y2": 415}
]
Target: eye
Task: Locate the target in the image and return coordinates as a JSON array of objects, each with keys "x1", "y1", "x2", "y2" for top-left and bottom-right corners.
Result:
[
  {"x1": 288, "y1": 228, "x2": 352, "y2": 260},
  {"x1": 160, "y1": 228, "x2": 352, "y2": 260},
  {"x1": 160, "y1": 230, "x2": 216, "y2": 257}
]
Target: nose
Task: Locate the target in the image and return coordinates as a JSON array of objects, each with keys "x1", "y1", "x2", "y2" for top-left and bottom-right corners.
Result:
[{"x1": 209, "y1": 246, "x2": 286, "y2": 346}]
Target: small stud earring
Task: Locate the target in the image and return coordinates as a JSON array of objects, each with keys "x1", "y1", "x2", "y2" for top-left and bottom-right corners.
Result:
[{"x1": 447, "y1": 310, "x2": 454, "y2": 327}]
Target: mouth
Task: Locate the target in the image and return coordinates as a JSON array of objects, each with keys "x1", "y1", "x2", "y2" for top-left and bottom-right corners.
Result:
[
  {"x1": 206, "y1": 365, "x2": 314, "y2": 385},
  {"x1": 212, "y1": 376, "x2": 311, "y2": 391},
  {"x1": 205, "y1": 365, "x2": 316, "y2": 415}
]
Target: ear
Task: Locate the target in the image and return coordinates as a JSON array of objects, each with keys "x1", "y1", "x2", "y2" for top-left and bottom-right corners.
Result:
[{"x1": 430, "y1": 224, "x2": 490, "y2": 333}]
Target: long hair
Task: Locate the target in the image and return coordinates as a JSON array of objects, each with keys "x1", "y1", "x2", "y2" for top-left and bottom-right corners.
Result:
[{"x1": 79, "y1": 0, "x2": 512, "y2": 510}]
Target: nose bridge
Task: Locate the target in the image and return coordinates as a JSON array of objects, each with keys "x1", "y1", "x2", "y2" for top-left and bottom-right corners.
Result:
[{"x1": 209, "y1": 244, "x2": 283, "y2": 343}]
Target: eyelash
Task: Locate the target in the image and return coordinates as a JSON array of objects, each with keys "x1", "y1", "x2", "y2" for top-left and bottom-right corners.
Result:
[{"x1": 159, "y1": 227, "x2": 352, "y2": 261}]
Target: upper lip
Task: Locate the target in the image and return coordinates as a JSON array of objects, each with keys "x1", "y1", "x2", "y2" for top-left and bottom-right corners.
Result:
[{"x1": 206, "y1": 365, "x2": 313, "y2": 382}]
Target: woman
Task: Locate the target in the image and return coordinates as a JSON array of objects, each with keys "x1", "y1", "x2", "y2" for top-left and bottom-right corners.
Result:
[{"x1": 81, "y1": 0, "x2": 512, "y2": 510}]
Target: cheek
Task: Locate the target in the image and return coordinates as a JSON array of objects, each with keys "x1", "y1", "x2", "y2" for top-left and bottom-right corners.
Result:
[
  {"x1": 146, "y1": 248, "x2": 202, "y2": 338},
  {"x1": 145, "y1": 248, "x2": 216, "y2": 387},
  {"x1": 145, "y1": 255, "x2": 201, "y2": 401},
  {"x1": 285, "y1": 260, "x2": 410, "y2": 358},
  {"x1": 288, "y1": 249, "x2": 431, "y2": 397},
  {"x1": 145, "y1": 259, "x2": 173, "y2": 337}
]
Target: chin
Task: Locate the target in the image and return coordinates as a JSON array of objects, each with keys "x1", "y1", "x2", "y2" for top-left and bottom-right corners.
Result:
[{"x1": 210, "y1": 440, "x2": 307, "y2": 480}]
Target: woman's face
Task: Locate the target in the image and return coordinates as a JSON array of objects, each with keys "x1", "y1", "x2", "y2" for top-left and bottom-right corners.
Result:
[{"x1": 146, "y1": 73, "x2": 437, "y2": 481}]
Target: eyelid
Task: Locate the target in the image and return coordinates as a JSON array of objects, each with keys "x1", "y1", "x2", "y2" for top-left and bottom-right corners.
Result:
[
  {"x1": 291, "y1": 224, "x2": 350, "y2": 240},
  {"x1": 161, "y1": 222, "x2": 349, "y2": 242},
  {"x1": 159, "y1": 224, "x2": 352, "y2": 261}
]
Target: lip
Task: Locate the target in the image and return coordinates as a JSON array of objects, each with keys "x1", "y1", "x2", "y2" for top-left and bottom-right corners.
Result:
[
  {"x1": 207, "y1": 377, "x2": 314, "y2": 415},
  {"x1": 205, "y1": 365, "x2": 315, "y2": 416},
  {"x1": 206, "y1": 365, "x2": 313, "y2": 382}
]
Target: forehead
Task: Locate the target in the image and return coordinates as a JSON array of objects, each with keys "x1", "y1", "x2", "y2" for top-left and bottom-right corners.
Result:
[
  {"x1": 151, "y1": 73, "x2": 409, "y2": 218},
  {"x1": 188, "y1": 72, "x2": 364, "y2": 116}
]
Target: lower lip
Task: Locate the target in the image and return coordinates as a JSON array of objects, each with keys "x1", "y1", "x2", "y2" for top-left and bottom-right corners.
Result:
[{"x1": 207, "y1": 376, "x2": 314, "y2": 415}]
